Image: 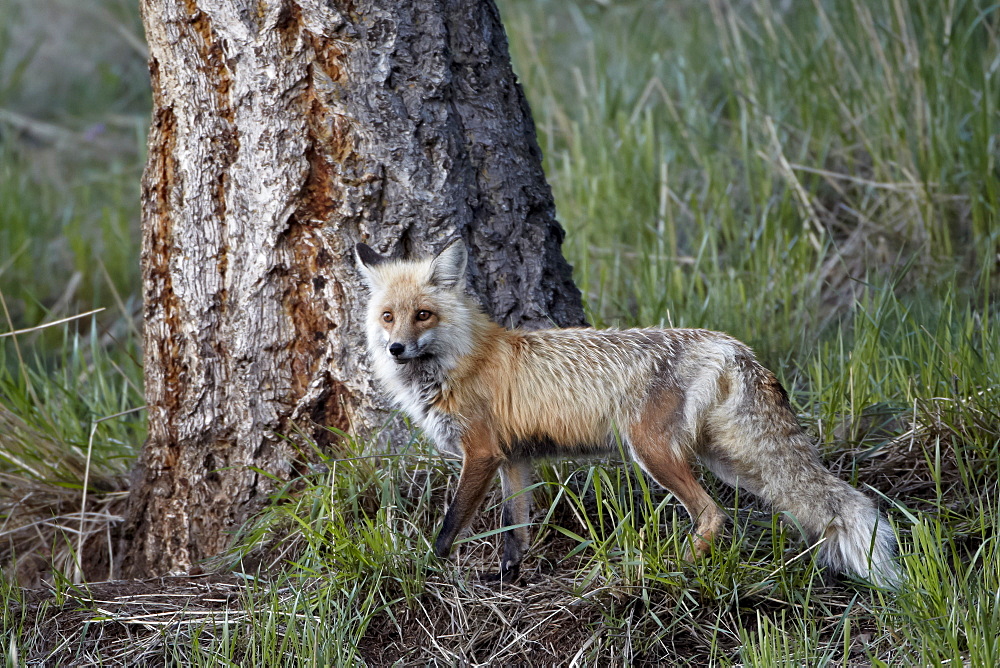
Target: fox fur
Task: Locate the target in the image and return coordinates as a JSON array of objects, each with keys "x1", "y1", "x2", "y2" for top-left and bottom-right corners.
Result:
[{"x1": 355, "y1": 239, "x2": 901, "y2": 587}]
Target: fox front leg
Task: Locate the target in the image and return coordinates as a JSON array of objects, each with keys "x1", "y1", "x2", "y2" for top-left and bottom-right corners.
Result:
[{"x1": 433, "y1": 451, "x2": 503, "y2": 560}]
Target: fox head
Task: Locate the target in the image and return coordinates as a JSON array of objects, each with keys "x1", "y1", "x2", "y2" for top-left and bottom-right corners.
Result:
[{"x1": 355, "y1": 239, "x2": 478, "y2": 368}]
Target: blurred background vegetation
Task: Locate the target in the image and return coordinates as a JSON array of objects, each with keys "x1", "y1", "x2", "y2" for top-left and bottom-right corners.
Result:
[
  {"x1": 0, "y1": 0, "x2": 146, "y2": 508},
  {"x1": 0, "y1": 0, "x2": 146, "y2": 328},
  {"x1": 2, "y1": 0, "x2": 999, "y2": 663},
  {"x1": 1, "y1": 0, "x2": 997, "y2": 372}
]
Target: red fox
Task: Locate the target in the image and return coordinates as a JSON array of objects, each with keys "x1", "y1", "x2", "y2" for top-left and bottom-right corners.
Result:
[{"x1": 355, "y1": 239, "x2": 901, "y2": 587}]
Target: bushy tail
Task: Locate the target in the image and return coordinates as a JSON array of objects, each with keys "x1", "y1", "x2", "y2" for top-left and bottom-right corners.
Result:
[
  {"x1": 810, "y1": 484, "x2": 901, "y2": 588},
  {"x1": 713, "y1": 445, "x2": 903, "y2": 587},
  {"x1": 705, "y1": 358, "x2": 903, "y2": 588},
  {"x1": 706, "y1": 438, "x2": 903, "y2": 587}
]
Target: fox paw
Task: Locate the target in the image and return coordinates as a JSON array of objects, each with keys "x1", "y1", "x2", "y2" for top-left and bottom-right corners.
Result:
[{"x1": 480, "y1": 564, "x2": 521, "y2": 584}]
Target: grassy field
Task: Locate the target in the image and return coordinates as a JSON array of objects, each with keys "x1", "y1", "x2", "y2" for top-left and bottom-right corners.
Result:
[{"x1": 2, "y1": 0, "x2": 999, "y2": 664}]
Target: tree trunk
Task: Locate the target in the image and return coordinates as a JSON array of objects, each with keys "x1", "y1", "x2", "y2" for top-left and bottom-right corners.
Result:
[{"x1": 118, "y1": 0, "x2": 585, "y2": 578}]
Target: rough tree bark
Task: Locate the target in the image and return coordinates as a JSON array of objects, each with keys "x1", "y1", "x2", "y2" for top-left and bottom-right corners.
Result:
[{"x1": 117, "y1": 0, "x2": 586, "y2": 578}]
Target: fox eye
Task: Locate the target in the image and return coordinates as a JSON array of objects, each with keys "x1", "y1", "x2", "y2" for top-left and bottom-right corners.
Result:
[
  {"x1": 382, "y1": 311, "x2": 393, "y2": 323},
  {"x1": 416, "y1": 310, "x2": 432, "y2": 321}
]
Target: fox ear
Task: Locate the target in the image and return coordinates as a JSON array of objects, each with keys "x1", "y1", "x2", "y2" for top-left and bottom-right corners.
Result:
[
  {"x1": 355, "y1": 243, "x2": 387, "y2": 287},
  {"x1": 429, "y1": 238, "x2": 468, "y2": 289}
]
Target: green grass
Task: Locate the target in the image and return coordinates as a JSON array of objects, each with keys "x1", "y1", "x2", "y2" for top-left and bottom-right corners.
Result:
[{"x1": 3, "y1": 0, "x2": 1000, "y2": 664}]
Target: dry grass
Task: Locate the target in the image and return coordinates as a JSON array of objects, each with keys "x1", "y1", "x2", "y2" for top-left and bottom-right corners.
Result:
[
  {"x1": 0, "y1": 400, "x2": 130, "y2": 589},
  {"x1": 7, "y1": 549, "x2": 867, "y2": 666},
  {"x1": 13, "y1": 575, "x2": 251, "y2": 666},
  {"x1": 8, "y1": 418, "x2": 958, "y2": 665},
  {"x1": 0, "y1": 472, "x2": 125, "y2": 589}
]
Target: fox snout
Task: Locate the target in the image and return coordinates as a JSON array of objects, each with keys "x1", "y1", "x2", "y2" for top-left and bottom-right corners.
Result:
[
  {"x1": 386, "y1": 339, "x2": 424, "y2": 364},
  {"x1": 388, "y1": 341, "x2": 414, "y2": 363}
]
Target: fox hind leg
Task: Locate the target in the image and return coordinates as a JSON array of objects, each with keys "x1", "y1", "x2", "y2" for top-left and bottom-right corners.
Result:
[{"x1": 633, "y1": 444, "x2": 726, "y2": 557}]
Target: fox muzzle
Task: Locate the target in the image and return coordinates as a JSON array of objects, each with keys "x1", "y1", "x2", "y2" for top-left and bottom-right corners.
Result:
[{"x1": 388, "y1": 342, "x2": 419, "y2": 364}]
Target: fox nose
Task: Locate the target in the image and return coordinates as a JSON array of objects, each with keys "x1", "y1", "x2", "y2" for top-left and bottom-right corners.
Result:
[{"x1": 388, "y1": 343, "x2": 405, "y2": 357}]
